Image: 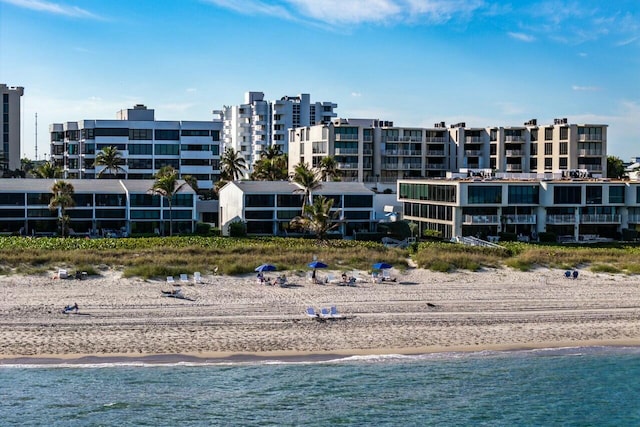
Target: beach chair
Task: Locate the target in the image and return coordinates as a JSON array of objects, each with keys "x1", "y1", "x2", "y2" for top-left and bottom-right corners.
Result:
[
  {"x1": 564, "y1": 270, "x2": 571, "y2": 279},
  {"x1": 382, "y1": 270, "x2": 396, "y2": 282},
  {"x1": 305, "y1": 307, "x2": 319, "y2": 318},
  {"x1": 329, "y1": 306, "x2": 345, "y2": 319},
  {"x1": 180, "y1": 274, "x2": 189, "y2": 284},
  {"x1": 167, "y1": 276, "x2": 176, "y2": 285},
  {"x1": 58, "y1": 269, "x2": 68, "y2": 279},
  {"x1": 320, "y1": 307, "x2": 332, "y2": 319},
  {"x1": 193, "y1": 272, "x2": 202, "y2": 284}
]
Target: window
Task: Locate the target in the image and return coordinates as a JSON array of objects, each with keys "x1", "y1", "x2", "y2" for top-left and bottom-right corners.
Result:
[
  {"x1": 530, "y1": 158, "x2": 538, "y2": 170},
  {"x1": 245, "y1": 194, "x2": 274, "y2": 207},
  {"x1": 181, "y1": 130, "x2": 210, "y2": 137},
  {"x1": 553, "y1": 186, "x2": 581, "y2": 204},
  {"x1": 559, "y1": 142, "x2": 568, "y2": 155},
  {"x1": 530, "y1": 143, "x2": 537, "y2": 155},
  {"x1": 155, "y1": 159, "x2": 179, "y2": 169},
  {"x1": 211, "y1": 130, "x2": 220, "y2": 141},
  {"x1": 544, "y1": 143, "x2": 553, "y2": 155},
  {"x1": 559, "y1": 127, "x2": 568, "y2": 140},
  {"x1": 559, "y1": 158, "x2": 568, "y2": 169},
  {"x1": 344, "y1": 195, "x2": 373, "y2": 208},
  {"x1": 172, "y1": 194, "x2": 193, "y2": 207},
  {"x1": 94, "y1": 128, "x2": 129, "y2": 137},
  {"x1": 96, "y1": 209, "x2": 126, "y2": 218},
  {"x1": 95, "y1": 194, "x2": 126, "y2": 206},
  {"x1": 245, "y1": 210, "x2": 273, "y2": 220},
  {"x1": 27, "y1": 193, "x2": 51, "y2": 205},
  {"x1": 508, "y1": 186, "x2": 539, "y2": 204},
  {"x1": 180, "y1": 159, "x2": 210, "y2": 166},
  {"x1": 490, "y1": 129, "x2": 497, "y2": 141},
  {"x1": 82, "y1": 129, "x2": 95, "y2": 139},
  {"x1": 182, "y1": 144, "x2": 210, "y2": 152},
  {"x1": 154, "y1": 129, "x2": 180, "y2": 140},
  {"x1": 530, "y1": 129, "x2": 538, "y2": 141},
  {"x1": 129, "y1": 129, "x2": 152, "y2": 140},
  {"x1": 130, "y1": 210, "x2": 160, "y2": 219},
  {"x1": 399, "y1": 183, "x2": 456, "y2": 203},
  {"x1": 129, "y1": 144, "x2": 153, "y2": 155},
  {"x1": 544, "y1": 158, "x2": 552, "y2": 169},
  {"x1": 468, "y1": 186, "x2": 502, "y2": 204},
  {"x1": 155, "y1": 144, "x2": 180, "y2": 155},
  {"x1": 0, "y1": 193, "x2": 24, "y2": 205},
  {"x1": 609, "y1": 186, "x2": 625, "y2": 204},
  {"x1": 586, "y1": 186, "x2": 602, "y2": 204},
  {"x1": 544, "y1": 128, "x2": 553, "y2": 140},
  {"x1": 129, "y1": 159, "x2": 153, "y2": 169},
  {"x1": 72, "y1": 194, "x2": 93, "y2": 207},
  {"x1": 130, "y1": 194, "x2": 160, "y2": 207},
  {"x1": 277, "y1": 194, "x2": 304, "y2": 207}
]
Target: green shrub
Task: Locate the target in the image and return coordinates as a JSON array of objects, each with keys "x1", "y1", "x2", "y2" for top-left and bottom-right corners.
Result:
[
  {"x1": 590, "y1": 264, "x2": 620, "y2": 274},
  {"x1": 195, "y1": 222, "x2": 211, "y2": 235},
  {"x1": 538, "y1": 232, "x2": 557, "y2": 243},
  {"x1": 229, "y1": 220, "x2": 247, "y2": 237}
]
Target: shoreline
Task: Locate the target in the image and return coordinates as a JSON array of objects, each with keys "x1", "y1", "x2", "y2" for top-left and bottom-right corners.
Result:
[{"x1": 3, "y1": 339, "x2": 640, "y2": 366}]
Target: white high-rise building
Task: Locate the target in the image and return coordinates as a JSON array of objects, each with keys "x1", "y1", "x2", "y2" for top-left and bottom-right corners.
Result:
[
  {"x1": 1, "y1": 84, "x2": 25, "y2": 173},
  {"x1": 222, "y1": 92, "x2": 337, "y2": 172}
]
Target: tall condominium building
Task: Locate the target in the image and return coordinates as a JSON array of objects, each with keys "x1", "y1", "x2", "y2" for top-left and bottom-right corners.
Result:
[
  {"x1": 289, "y1": 118, "x2": 608, "y2": 185},
  {"x1": 49, "y1": 105, "x2": 223, "y2": 189},
  {"x1": 1, "y1": 84, "x2": 25, "y2": 173},
  {"x1": 222, "y1": 92, "x2": 337, "y2": 172}
]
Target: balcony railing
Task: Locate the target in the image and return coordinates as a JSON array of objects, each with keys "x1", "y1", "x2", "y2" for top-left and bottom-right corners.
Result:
[
  {"x1": 577, "y1": 164, "x2": 602, "y2": 171},
  {"x1": 465, "y1": 150, "x2": 482, "y2": 156},
  {"x1": 426, "y1": 164, "x2": 446, "y2": 170},
  {"x1": 505, "y1": 136, "x2": 525, "y2": 142},
  {"x1": 504, "y1": 214, "x2": 536, "y2": 224},
  {"x1": 578, "y1": 149, "x2": 603, "y2": 156},
  {"x1": 382, "y1": 163, "x2": 400, "y2": 170},
  {"x1": 465, "y1": 136, "x2": 483, "y2": 143},
  {"x1": 426, "y1": 150, "x2": 445, "y2": 156},
  {"x1": 337, "y1": 162, "x2": 359, "y2": 169},
  {"x1": 335, "y1": 134, "x2": 358, "y2": 141},
  {"x1": 505, "y1": 150, "x2": 524, "y2": 156},
  {"x1": 506, "y1": 164, "x2": 523, "y2": 171},
  {"x1": 334, "y1": 148, "x2": 358, "y2": 155},
  {"x1": 382, "y1": 150, "x2": 399, "y2": 156},
  {"x1": 628, "y1": 215, "x2": 640, "y2": 224},
  {"x1": 405, "y1": 163, "x2": 422, "y2": 169},
  {"x1": 463, "y1": 215, "x2": 499, "y2": 225},
  {"x1": 363, "y1": 135, "x2": 373, "y2": 142},
  {"x1": 547, "y1": 215, "x2": 576, "y2": 224},
  {"x1": 580, "y1": 214, "x2": 621, "y2": 224},
  {"x1": 398, "y1": 149, "x2": 422, "y2": 156},
  {"x1": 363, "y1": 149, "x2": 373, "y2": 155},
  {"x1": 578, "y1": 134, "x2": 602, "y2": 141},
  {"x1": 426, "y1": 137, "x2": 445, "y2": 142}
]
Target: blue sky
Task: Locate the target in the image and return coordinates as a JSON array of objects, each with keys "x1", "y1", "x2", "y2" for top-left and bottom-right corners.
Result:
[{"x1": 1, "y1": 0, "x2": 638, "y2": 161}]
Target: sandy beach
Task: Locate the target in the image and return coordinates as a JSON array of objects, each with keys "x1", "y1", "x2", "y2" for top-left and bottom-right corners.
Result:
[{"x1": 1, "y1": 266, "x2": 639, "y2": 363}]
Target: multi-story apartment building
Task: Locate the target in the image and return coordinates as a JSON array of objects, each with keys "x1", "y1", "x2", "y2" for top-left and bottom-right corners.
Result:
[
  {"x1": 222, "y1": 92, "x2": 337, "y2": 172},
  {"x1": 1, "y1": 84, "x2": 25, "y2": 173},
  {"x1": 398, "y1": 176, "x2": 637, "y2": 242},
  {"x1": 49, "y1": 104, "x2": 223, "y2": 190},
  {"x1": 289, "y1": 118, "x2": 608, "y2": 186}
]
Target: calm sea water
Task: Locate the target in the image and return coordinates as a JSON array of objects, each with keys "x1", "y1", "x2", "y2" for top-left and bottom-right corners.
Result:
[{"x1": 2, "y1": 347, "x2": 640, "y2": 426}]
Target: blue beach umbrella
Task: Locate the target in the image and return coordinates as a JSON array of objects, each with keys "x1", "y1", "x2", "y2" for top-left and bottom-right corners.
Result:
[
  {"x1": 255, "y1": 264, "x2": 277, "y2": 272},
  {"x1": 308, "y1": 261, "x2": 328, "y2": 269},
  {"x1": 372, "y1": 262, "x2": 392, "y2": 270}
]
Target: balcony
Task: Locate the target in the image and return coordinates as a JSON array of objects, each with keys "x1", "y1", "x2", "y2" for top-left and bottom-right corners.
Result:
[
  {"x1": 335, "y1": 134, "x2": 358, "y2": 141},
  {"x1": 465, "y1": 136, "x2": 483, "y2": 143},
  {"x1": 426, "y1": 150, "x2": 445, "y2": 156},
  {"x1": 578, "y1": 149, "x2": 603, "y2": 156},
  {"x1": 334, "y1": 147, "x2": 358, "y2": 155},
  {"x1": 577, "y1": 164, "x2": 602, "y2": 171},
  {"x1": 505, "y1": 135, "x2": 525, "y2": 142},
  {"x1": 337, "y1": 162, "x2": 359, "y2": 169},
  {"x1": 426, "y1": 137, "x2": 445, "y2": 142},
  {"x1": 382, "y1": 163, "x2": 400, "y2": 170},
  {"x1": 580, "y1": 214, "x2": 621, "y2": 224},
  {"x1": 405, "y1": 163, "x2": 422, "y2": 169},
  {"x1": 463, "y1": 215, "x2": 499, "y2": 225},
  {"x1": 363, "y1": 149, "x2": 373, "y2": 155},
  {"x1": 506, "y1": 164, "x2": 523, "y2": 172},
  {"x1": 628, "y1": 215, "x2": 640, "y2": 224},
  {"x1": 503, "y1": 214, "x2": 536, "y2": 224},
  {"x1": 546, "y1": 215, "x2": 576, "y2": 224},
  {"x1": 426, "y1": 164, "x2": 446, "y2": 170},
  {"x1": 384, "y1": 136, "x2": 401, "y2": 142},
  {"x1": 578, "y1": 134, "x2": 602, "y2": 141},
  {"x1": 382, "y1": 150, "x2": 399, "y2": 156},
  {"x1": 465, "y1": 150, "x2": 483, "y2": 156},
  {"x1": 505, "y1": 150, "x2": 524, "y2": 156},
  {"x1": 363, "y1": 135, "x2": 373, "y2": 142}
]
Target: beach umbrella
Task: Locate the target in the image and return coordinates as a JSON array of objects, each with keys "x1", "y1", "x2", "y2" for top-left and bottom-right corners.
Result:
[
  {"x1": 372, "y1": 262, "x2": 392, "y2": 270},
  {"x1": 255, "y1": 264, "x2": 277, "y2": 272},
  {"x1": 308, "y1": 261, "x2": 328, "y2": 269}
]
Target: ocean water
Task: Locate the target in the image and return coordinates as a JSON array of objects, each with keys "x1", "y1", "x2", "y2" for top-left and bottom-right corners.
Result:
[{"x1": 2, "y1": 347, "x2": 640, "y2": 426}]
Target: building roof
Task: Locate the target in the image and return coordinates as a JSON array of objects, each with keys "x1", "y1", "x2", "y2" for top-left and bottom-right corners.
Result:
[
  {"x1": 0, "y1": 179, "x2": 195, "y2": 194},
  {"x1": 225, "y1": 180, "x2": 374, "y2": 195}
]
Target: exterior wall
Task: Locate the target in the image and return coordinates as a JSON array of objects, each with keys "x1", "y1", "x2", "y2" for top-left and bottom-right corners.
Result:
[
  {"x1": 218, "y1": 183, "x2": 245, "y2": 236},
  {"x1": 1, "y1": 84, "x2": 24, "y2": 172},
  {"x1": 49, "y1": 106, "x2": 222, "y2": 190},
  {"x1": 398, "y1": 178, "x2": 636, "y2": 241},
  {"x1": 0, "y1": 179, "x2": 196, "y2": 236}
]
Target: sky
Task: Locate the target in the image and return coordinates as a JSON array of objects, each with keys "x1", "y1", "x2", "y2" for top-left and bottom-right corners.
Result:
[{"x1": 1, "y1": 0, "x2": 638, "y2": 161}]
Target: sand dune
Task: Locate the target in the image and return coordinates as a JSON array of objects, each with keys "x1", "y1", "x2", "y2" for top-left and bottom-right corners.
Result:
[{"x1": 1, "y1": 266, "x2": 639, "y2": 362}]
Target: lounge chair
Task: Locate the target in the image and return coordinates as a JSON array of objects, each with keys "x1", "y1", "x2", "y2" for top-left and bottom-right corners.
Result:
[
  {"x1": 305, "y1": 307, "x2": 319, "y2": 318},
  {"x1": 564, "y1": 270, "x2": 571, "y2": 279},
  {"x1": 320, "y1": 307, "x2": 332, "y2": 318},
  {"x1": 167, "y1": 276, "x2": 176, "y2": 285},
  {"x1": 193, "y1": 272, "x2": 202, "y2": 284},
  {"x1": 180, "y1": 274, "x2": 189, "y2": 284},
  {"x1": 382, "y1": 270, "x2": 396, "y2": 282},
  {"x1": 329, "y1": 306, "x2": 346, "y2": 319},
  {"x1": 58, "y1": 269, "x2": 68, "y2": 279}
]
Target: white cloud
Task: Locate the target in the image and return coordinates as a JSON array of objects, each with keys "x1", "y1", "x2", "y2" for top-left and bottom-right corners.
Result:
[
  {"x1": 204, "y1": 0, "x2": 487, "y2": 26},
  {"x1": 616, "y1": 36, "x2": 639, "y2": 47},
  {"x1": 572, "y1": 85, "x2": 601, "y2": 91},
  {"x1": 186, "y1": 88, "x2": 197, "y2": 93},
  {"x1": 508, "y1": 32, "x2": 535, "y2": 42},
  {"x1": 351, "y1": 92, "x2": 362, "y2": 97},
  {"x1": 0, "y1": 0, "x2": 100, "y2": 18}
]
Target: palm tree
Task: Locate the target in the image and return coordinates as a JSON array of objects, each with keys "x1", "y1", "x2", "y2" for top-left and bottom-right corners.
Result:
[
  {"x1": 182, "y1": 174, "x2": 199, "y2": 195},
  {"x1": 251, "y1": 153, "x2": 289, "y2": 181},
  {"x1": 95, "y1": 146, "x2": 125, "y2": 178},
  {"x1": 290, "y1": 195, "x2": 339, "y2": 240},
  {"x1": 221, "y1": 147, "x2": 247, "y2": 181},
  {"x1": 292, "y1": 162, "x2": 321, "y2": 209},
  {"x1": 319, "y1": 156, "x2": 340, "y2": 182},
  {"x1": 149, "y1": 166, "x2": 187, "y2": 236},
  {"x1": 260, "y1": 145, "x2": 283, "y2": 160},
  {"x1": 34, "y1": 162, "x2": 62, "y2": 178},
  {"x1": 49, "y1": 180, "x2": 75, "y2": 237}
]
